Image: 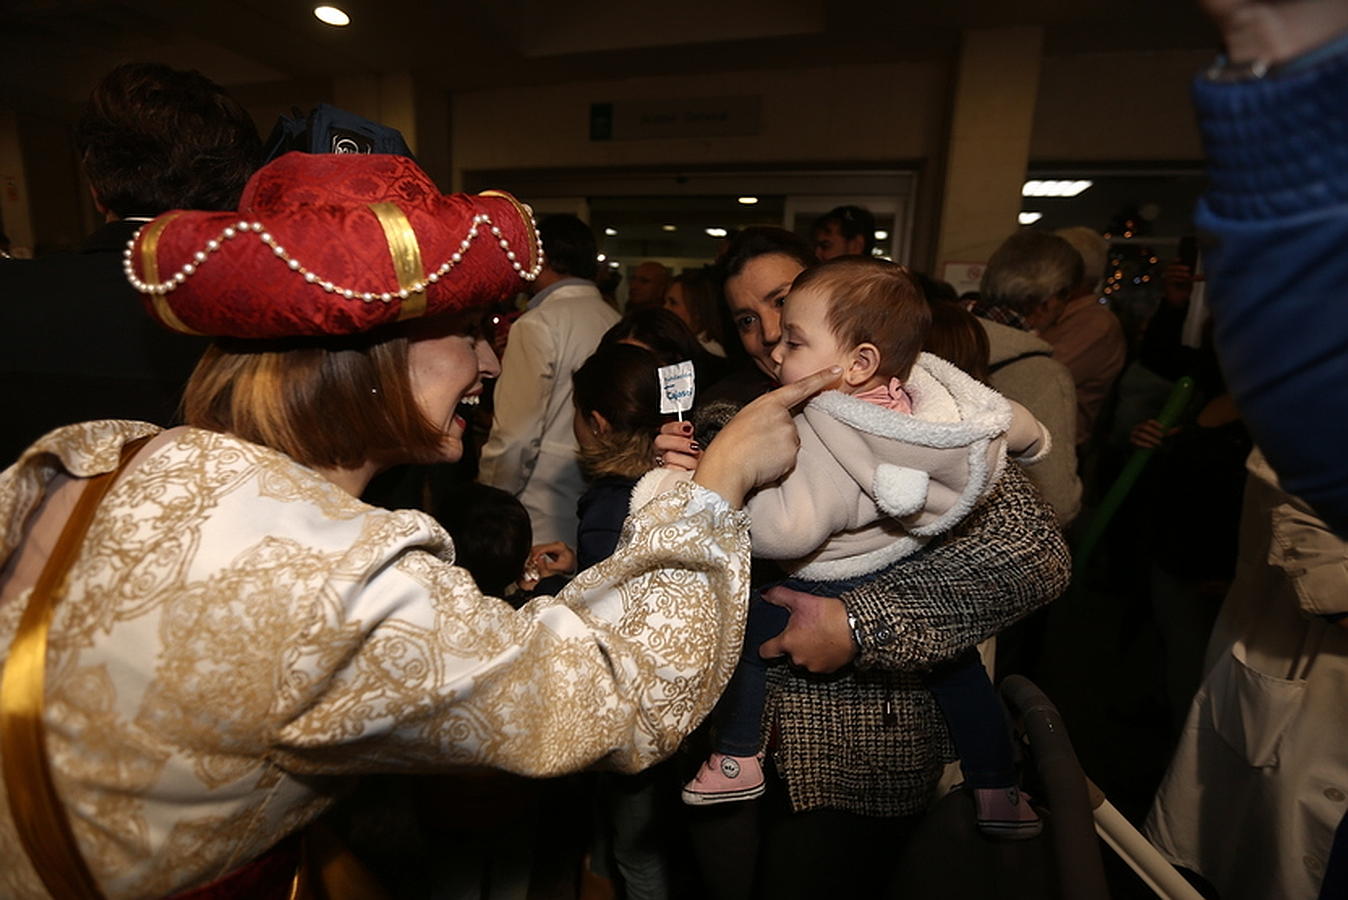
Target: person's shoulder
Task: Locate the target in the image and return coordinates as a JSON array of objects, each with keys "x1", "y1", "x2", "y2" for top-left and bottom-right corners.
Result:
[{"x1": 979, "y1": 318, "x2": 1052, "y2": 360}]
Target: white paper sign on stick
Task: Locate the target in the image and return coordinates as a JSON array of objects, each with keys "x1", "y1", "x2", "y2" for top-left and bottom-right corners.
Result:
[{"x1": 658, "y1": 360, "x2": 696, "y2": 420}]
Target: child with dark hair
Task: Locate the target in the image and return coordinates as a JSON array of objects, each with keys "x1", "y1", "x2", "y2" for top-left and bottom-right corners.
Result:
[
  {"x1": 435, "y1": 483, "x2": 535, "y2": 605},
  {"x1": 646, "y1": 258, "x2": 1048, "y2": 837},
  {"x1": 571, "y1": 342, "x2": 667, "y2": 568}
]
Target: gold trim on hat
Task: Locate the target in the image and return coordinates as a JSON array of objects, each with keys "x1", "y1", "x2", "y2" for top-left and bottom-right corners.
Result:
[
  {"x1": 478, "y1": 190, "x2": 540, "y2": 273},
  {"x1": 140, "y1": 212, "x2": 204, "y2": 335},
  {"x1": 368, "y1": 202, "x2": 428, "y2": 322}
]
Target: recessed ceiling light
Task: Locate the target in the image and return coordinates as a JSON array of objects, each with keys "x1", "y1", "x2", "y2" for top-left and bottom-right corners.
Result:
[
  {"x1": 1022, "y1": 179, "x2": 1092, "y2": 198},
  {"x1": 604, "y1": 227, "x2": 618, "y2": 236},
  {"x1": 737, "y1": 196, "x2": 758, "y2": 205},
  {"x1": 705, "y1": 227, "x2": 728, "y2": 238},
  {"x1": 661, "y1": 224, "x2": 677, "y2": 232},
  {"x1": 1018, "y1": 211, "x2": 1044, "y2": 225},
  {"x1": 596, "y1": 253, "x2": 606, "y2": 262},
  {"x1": 314, "y1": 6, "x2": 350, "y2": 26}
]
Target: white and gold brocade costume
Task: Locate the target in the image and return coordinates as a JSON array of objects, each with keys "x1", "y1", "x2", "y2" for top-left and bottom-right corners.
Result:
[{"x1": 0, "y1": 421, "x2": 750, "y2": 898}]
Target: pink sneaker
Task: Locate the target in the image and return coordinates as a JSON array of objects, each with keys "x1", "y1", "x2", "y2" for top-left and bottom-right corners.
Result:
[
  {"x1": 974, "y1": 786, "x2": 1042, "y2": 839},
  {"x1": 681, "y1": 753, "x2": 765, "y2": 806}
]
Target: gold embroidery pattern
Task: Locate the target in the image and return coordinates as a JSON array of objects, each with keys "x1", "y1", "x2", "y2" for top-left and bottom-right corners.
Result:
[{"x1": 0, "y1": 423, "x2": 749, "y2": 896}]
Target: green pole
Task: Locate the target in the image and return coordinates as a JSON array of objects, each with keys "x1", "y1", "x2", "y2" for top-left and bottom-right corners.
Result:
[{"x1": 1070, "y1": 376, "x2": 1196, "y2": 588}]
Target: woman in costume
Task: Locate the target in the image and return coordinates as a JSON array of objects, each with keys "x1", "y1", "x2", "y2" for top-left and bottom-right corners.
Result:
[{"x1": 0, "y1": 152, "x2": 835, "y2": 898}]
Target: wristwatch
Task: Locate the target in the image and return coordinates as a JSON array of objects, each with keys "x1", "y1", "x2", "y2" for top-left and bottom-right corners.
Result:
[{"x1": 1204, "y1": 54, "x2": 1273, "y2": 83}]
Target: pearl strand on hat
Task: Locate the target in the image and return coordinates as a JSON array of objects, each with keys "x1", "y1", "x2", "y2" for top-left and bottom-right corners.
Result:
[{"x1": 123, "y1": 213, "x2": 545, "y2": 300}]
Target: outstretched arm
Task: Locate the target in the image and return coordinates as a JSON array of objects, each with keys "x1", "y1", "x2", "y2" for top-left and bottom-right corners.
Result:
[{"x1": 1191, "y1": 0, "x2": 1348, "y2": 531}]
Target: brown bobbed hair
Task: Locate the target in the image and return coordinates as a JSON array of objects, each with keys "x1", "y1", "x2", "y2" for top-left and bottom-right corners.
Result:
[
  {"x1": 789, "y1": 257, "x2": 931, "y2": 382},
  {"x1": 183, "y1": 309, "x2": 487, "y2": 470},
  {"x1": 924, "y1": 299, "x2": 991, "y2": 383}
]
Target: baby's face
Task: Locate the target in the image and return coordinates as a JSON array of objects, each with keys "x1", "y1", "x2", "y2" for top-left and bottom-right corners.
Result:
[{"x1": 771, "y1": 287, "x2": 852, "y2": 385}]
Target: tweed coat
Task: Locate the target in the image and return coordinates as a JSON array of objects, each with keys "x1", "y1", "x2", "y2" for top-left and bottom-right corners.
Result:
[{"x1": 762, "y1": 464, "x2": 1070, "y2": 816}]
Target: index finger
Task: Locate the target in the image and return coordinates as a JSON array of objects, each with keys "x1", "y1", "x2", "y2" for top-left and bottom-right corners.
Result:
[{"x1": 762, "y1": 366, "x2": 843, "y2": 410}]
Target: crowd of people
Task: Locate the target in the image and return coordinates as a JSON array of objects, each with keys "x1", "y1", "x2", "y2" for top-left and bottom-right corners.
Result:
[{"x1": 1, "y1": 1, "x2": 1346, "y2": 897}]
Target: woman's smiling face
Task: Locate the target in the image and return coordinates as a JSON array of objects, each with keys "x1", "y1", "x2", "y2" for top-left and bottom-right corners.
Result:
[
  {"x1": 723, "y1": 253, "x2": 806, "y2": 380},
  {"x1": 406, "y1": 322, "x2": 501, "y2": 463}
]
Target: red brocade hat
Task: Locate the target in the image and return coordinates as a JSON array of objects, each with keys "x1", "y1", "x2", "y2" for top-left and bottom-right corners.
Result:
[{"x1": 123, "y1": 152, "x2": 542, "y2": 338}]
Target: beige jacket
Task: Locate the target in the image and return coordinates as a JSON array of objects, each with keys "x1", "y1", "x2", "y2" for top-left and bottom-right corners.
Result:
[
  {"x1": 982, "y1": 319, "x2": 1081, "y2": 525},
  {"x1": 0, "y1": 422, "x2": 749, "y2": 898},
  {"x1": 478, "y1": 281, "x2": 620, "y2": 543},
  {"x1": 1146, "y1": 449, "x2": 1348, "y2": 900}
]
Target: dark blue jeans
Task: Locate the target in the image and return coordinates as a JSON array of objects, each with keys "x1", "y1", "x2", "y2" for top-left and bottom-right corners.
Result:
[{"x1": 711, "y1": 575, "x2": 1018, "y2": 789}]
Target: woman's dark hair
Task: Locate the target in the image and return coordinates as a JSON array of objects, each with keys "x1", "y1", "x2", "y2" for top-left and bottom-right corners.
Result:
[
  {"x1": 572, "y1": 343, "x2": 665, "y2": 479},
  {"x1": 76, "y1": 63, "x2": 262, "y2": 217},
  {"x1": 924, "y1": 299, "x2": 991, "y2": 383},
  {"x1": 719, "y1": 227, "x2": 815, "y2": 280},
  {"x1": 539, "y1": 214, "x2": 598, "y2": 280},
  {"x1": 436, "y1": 483, "x2": 532, "y2": 599}
]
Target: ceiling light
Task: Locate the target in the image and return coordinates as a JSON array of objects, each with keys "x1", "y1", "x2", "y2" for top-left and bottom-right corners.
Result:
[
  {"x1": 313, "y1": 5, "x2": 351, "y2": 26},
  {"x1": 1021, "y1": 179, "x2": 1092, "y2": 198},
  {"x1": 874, "y1": 230, "x2": 889, "y2": 241},
  {"x1": 1018, "y1": 211, "x2": 1043, "y2": 225},
  {"x1": 661, "y1": 224, "x2": 677, "y2": 232},
  {"x1": 604, "y1": 227, "x2": 618, "y2": 236},
  {"x1": 705, "y1": 227, "x2": 728, "y2": 238},
  {"x1": 596, "y1": 253, "x2": 606, "y2": 262},
  {"x1": 737, "y1": 196, "x2": 759, "y2": 205},
  {"x1": 608, "y1": 260, "x2": 621, "y2": 268}
]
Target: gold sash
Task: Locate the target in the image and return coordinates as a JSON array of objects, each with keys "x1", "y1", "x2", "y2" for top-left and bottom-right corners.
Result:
[{"x1": 1, "y1": 436, "x2": 150, "y2": 900}]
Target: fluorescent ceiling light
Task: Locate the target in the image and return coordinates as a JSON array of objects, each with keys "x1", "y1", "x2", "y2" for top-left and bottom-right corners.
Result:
[
  {"x1": 1022, "y1": 179, "x2": 1092, "y2": 198},
  {"x1": 604, "y1": 227, "x2": 618, "y2": 236},
  {"x1": 737, "y1": 196, "x2": 759, "y2": 205},
  {"x1": 313, "y1": 6, "x2": 350, "y2": 26},
  {"x1": 661, "y1": 224, "x2": 677, "y2": 232},
  {"x1": 1018, "y1": 211, "x2": 1044, "y2": 225},
  {"x1": 705, "y1": 227, "x2": 728, "y2": 238}
]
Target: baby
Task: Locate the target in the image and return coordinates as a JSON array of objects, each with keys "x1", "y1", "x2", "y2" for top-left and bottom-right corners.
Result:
[{"x1": 637, "y1": 257, "x2": 1048, "y2": 837}]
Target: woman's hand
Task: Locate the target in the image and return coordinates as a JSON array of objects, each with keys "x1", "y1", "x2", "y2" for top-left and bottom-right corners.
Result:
[
  {"x1": 757, "y1": 586, "x2": 858, "y2": 674},
  {"x1": 1200, "y1": 0, "x2": 1348, "y2": 65},
  {"x1": 692, "y1": 367, "x2": 842, "y2": 507},
  {"x1": 654, "y1": 421, "x2": 702, "y2": 471}
]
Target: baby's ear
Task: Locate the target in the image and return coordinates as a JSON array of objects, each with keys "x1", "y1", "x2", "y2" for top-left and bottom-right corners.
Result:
[{"x1": 846, "y1": 342, "x2": 881, "y2": 387}]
